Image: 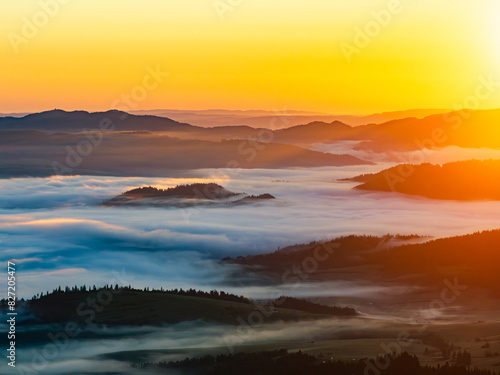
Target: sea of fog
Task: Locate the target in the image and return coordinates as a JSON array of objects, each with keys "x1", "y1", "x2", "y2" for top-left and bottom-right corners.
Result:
[
  {"x1": 312, "y1": 143, "x2": 500, "y2": 164},
  {"x1": 5, "y1": 317, "x2": 407, "y2": 375},
  {"x1": 1, "y1": 165, "x2": 500, "y2": 298},
  {"x1": 2, "y1": 164, "x2": 500, "y2": 374}
]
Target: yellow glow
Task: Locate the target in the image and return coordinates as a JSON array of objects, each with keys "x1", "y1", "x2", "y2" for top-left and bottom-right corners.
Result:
[
  {"x1": 0, "y1": 0, "x2": 499, "y2": 113},
  {"x1": 4, "y1": 218, "x2": 92, "y2": 227},
  {"x1": 491, "y1": 6, "x2": 500, "y2": 67}
]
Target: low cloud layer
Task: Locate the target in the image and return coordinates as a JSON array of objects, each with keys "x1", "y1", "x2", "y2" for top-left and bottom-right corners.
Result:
[
  {"x1": 8, "y1": 317, "x2": 404, "y2": 374},
  {"x1": 1, "y1": 166, "x2": 500, "y2": 298},
  {"x1": 312, "y1": 143, "x2": 500, "y2": 165}
]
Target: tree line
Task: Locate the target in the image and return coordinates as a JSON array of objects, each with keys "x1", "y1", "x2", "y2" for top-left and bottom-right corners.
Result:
[
  {"x1": 132, "y1": 350, "x2": 496, "y2": 375},
  {"x1": 24, "y1": 284, "x2": 250, "y2": 305}
]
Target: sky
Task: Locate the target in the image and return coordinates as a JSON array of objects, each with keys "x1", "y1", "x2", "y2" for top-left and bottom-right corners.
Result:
[{"x1": 1, "y1": 0, "x2": 500, "y2": 113}]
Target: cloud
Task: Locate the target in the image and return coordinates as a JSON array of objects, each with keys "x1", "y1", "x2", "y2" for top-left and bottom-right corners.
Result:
[
  {"x1": 1, "y1": 169, "x2": 500, "y2": 298},
  {"x1": 7, "y1": 257, "x2": 42, "y2": 264},
  {"x1": 12, "y1": 316, "x2": 413, "y2": 374},
  {"x1": 23, "y1": 268, "x2": 88, "y2": 278},
  {"x1": 312, "y1": 143, "x2": 500, "y2": 165}
]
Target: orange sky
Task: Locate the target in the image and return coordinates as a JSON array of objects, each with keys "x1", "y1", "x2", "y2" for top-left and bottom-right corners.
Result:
[{"x1": 1, "y1": 0, "x2": 499, "y2": 114}]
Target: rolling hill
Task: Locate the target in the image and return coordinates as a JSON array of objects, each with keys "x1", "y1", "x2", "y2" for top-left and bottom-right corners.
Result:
[
  {"x1": 349, "y1": 160, "x2": 500, "y2": 200},
  {"x1": 11, "y1": 287, "x2": 356, "y2": 326},
  {"x1": 0, "y1": 130, "x2": 371, "y2": 178},
  {"x1": 102, "y1": 183, "x2": 276, "y2": 207},
  {"x1": 3, "y1": 108, "x2": 500, "y2": 151},
  {"x1": 223, "y1": 230, "x2": 500, "y2": 291},
  {"x1": 129, "y1": 108, "x2": 451, "y2": 127}
]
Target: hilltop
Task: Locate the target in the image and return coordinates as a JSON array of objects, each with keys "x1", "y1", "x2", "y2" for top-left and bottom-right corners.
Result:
[
  {"x1": 3, "y1": 108, "x2": 500, "y2": 151},
  {"x1": 120, "y1": 183, "x2": 237, "y2": 199},
  {"x1": 233, "y1": 193, "x2": 276, "y2": 204},
  {"x1": 223, "y1": 230, "x2": 500, "y2": 291},
  {"x1": 0, "y1": 130, "x2": 371, "y2": 178},
  {"x1": 349, "y1": 159, "x2": 500, "y2": 200},
  {"x1": 3, "y1": 286, "x2": 356, "y2": 326},
  {"x1": 103, "y1": 183, "x2": 276, "y2": 207}
]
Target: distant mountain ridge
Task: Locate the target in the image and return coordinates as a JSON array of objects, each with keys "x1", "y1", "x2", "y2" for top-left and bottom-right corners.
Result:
[
  {"x1": 128, "y1": 108, "x2": 451, "y2": 127},
  {"x1": 1, "y1": 108, "x2": 449, "y2": 128},
  {"x1": 0, "y1": 109, "x2": 193, "y2": 133},
  {"x1": 0, "y1": 130, "x2": 371, "y2": 178},
  {"x1": 2, "y1": 108, "x2": 500, "y2": 152}
]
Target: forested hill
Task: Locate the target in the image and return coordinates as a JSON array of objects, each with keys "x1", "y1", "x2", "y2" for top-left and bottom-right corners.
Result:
[
  {"x1": 351, "y1": 160, "x2": 500, "y2": 200},
  {"x1": 136, "y1": 350, "x2": 491, "y2": 375},
  {"x1": 2, "y1": 286, "x2": 356, "y2": 326}
]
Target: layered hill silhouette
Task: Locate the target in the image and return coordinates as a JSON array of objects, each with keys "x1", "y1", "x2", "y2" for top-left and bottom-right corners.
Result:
[
  {"x1": 0, "y1": 108, "x2": 451, "y2": 131},
  {"x1": 352, "y1": 108, "x2": 500, "y2": 151},
  {"x1": 0, "y1": 130, "x2": 370, "y2": 178},
  {"x1": 129, "y1": 108, "x2": 449, "y2": 127},
  {"x1": 3, "y1": 109, "x2": 500, "y2": 177},
  {"x1": 273, "y1": 108, "x2": 500, "y2": 150},
  {"x1": 2, "y1": 108, "x2": 500, "y2": 151},
  {"x1": 349, "y1": 160, "x2": 500, "y2": 200},
  {"x1": 103, "y1": 183, "x2": 275, "y2": 207},
  {"x1": 0, "y1": 109, "x2": 192, "y2": 133}
]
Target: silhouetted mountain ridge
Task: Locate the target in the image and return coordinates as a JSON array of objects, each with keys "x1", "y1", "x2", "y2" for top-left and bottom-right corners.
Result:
[
  {"x1": 0, "y1": 109, "x2": 193, "y2": 133},
  {"x1": 3, "y1": 108, "x2": 500, "y2": 151}
]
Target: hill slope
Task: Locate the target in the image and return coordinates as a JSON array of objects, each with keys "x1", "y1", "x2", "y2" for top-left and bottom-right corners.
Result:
[
  {"x1": 102, "y1": 183, "x2": 277, "y2": 207},
  {"x1": 0, "y1": 130, "x2": 371, "y2": 178},
  {"x1": 0, "y1": 109, "x2": 194, "y2": 133},
  {"x1": 351, "y1": 160, "x2": 500, "y2": 200},
  {"x1": 3, "y1": 108, "x2": 500, "y2": 152},
  {"x1": 12, "y1": 287, "x2": 356, "y2": 326},
  {"x1": 224, "y1": 230, "x2": 500, "y2": 291}
]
